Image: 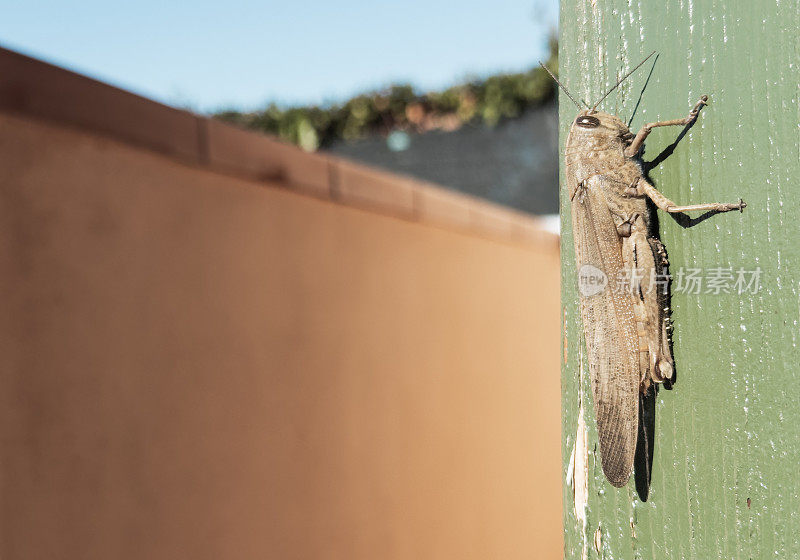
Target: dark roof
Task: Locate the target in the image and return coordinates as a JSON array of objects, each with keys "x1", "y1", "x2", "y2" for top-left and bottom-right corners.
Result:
[{"x1": 325, "y1": 101, "x2": 559, "y2": 215}]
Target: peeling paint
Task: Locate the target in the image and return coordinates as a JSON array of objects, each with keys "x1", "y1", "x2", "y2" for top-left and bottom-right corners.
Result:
[
  {"x1": 573, "y1": 345, "x2": 589, "y2": 528},
  {"x1": 563, "y1": 307, "x2": 569, "y2": 364},
  {"x1": 593, "y1": 526, "x2": 602, "y2": 553},
  {"x1": 566, "y1": 442, "x2": 575, "y2": 484},
  {"x1": 573, "y1": 403, "x2": 588, "y2": 523},
  {"x1": 572, "y1": 345, "x2": 590, "y2": 560}
]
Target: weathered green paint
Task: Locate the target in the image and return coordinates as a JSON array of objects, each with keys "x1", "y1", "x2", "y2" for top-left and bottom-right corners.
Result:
[{"x1": 559, "y1": 2, "x2": 800, "y2": 558}]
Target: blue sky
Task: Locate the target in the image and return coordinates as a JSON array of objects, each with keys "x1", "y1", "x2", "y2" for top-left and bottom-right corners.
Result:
[{"x1": 0, "y1": 0, "x2": 557, "y2": 113}]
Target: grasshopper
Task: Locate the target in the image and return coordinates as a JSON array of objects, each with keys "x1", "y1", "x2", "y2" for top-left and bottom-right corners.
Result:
[{"x1": 542, "y1": 54, "x2": 746, "y2": 487}]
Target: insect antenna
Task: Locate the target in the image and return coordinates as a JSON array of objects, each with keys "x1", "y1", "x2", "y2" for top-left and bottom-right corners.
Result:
[
  {"x1": 538, "y1": 62, "x2": 586, "y2": 110},
  {"x1": 590, "y1": 51, "x2": 656, "y2": 112}
]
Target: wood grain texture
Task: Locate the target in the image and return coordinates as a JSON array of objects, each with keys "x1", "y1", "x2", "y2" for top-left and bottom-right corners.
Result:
[{"x1": 559, "y1": 1, "x2": 800, "y2": 558}]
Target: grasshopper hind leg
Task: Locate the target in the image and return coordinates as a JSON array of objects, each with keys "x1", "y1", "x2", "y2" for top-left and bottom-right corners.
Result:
[
  {"x1": 622, "y1": 224, "x2": 675, "y2": 393},
  {"x1": 647, "y1": 238, "x2": 674, "y2": 385}
]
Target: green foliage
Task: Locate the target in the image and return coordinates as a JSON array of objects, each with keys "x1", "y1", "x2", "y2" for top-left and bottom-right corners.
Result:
[{"x1": 214, "y1": 43, "x2": 558, "y2": 151}]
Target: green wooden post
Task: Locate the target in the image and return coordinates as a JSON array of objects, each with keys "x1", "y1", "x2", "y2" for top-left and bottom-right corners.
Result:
[{"x1": 559, "y1": 2, "x2": 800, "y2": 558}]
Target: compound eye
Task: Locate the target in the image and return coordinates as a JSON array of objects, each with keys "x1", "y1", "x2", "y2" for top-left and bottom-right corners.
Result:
[{"x1": 575, "y1": 115, "x2": 600, "y2": 128}]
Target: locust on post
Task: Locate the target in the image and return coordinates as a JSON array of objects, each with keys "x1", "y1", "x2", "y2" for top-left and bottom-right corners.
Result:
[{"x1": 542, "y1": 54, "x2": 746, "y2": 487}]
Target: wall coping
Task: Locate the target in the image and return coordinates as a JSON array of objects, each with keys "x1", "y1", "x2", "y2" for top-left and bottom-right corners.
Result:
[{"x1": 0, "y1": 45, "x2": 557, "y2": 248}]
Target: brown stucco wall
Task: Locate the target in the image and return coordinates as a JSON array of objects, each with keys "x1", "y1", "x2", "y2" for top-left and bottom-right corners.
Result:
[{"x1": 0, "y1": 47, "x2": 562, "y2": 559}]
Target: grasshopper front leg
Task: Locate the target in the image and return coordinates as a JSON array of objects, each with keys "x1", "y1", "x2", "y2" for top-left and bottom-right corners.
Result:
[
  {"x1": 636, "y1": 177, "x2": 746, "y2": 214},
  {"x1": 624, "y1": 95, "x2": 709, "y2": 158}
]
